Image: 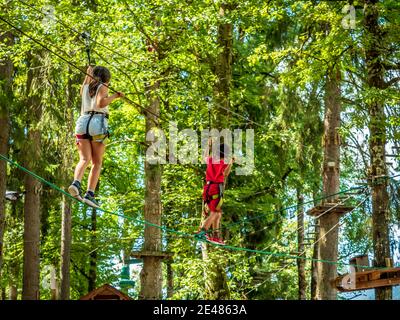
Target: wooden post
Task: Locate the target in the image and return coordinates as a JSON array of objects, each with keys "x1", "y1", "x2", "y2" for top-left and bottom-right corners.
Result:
[{"x1": 349, "y1": 255, "x2": 370, "y2": 272}]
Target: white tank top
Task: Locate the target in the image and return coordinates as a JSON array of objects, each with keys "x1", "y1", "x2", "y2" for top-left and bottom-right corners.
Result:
[{"x1": 80, "y1": 84, "x2": 109, "y2": 115}]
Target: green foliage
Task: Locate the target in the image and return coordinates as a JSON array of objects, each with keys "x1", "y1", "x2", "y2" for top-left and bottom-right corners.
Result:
[{"x1": 0, "y1": 0, "x2": 399, "y2": 300}]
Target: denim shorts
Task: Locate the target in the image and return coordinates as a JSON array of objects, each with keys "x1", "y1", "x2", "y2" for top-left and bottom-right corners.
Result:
[{"x1": 75, "y1": 114, "x2": 108, "y2": 142}]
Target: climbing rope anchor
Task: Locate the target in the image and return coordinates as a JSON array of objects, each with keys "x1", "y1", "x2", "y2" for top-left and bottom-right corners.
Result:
[{"x1": 81, "y1": 31, "x2": 91, "y2": 65}]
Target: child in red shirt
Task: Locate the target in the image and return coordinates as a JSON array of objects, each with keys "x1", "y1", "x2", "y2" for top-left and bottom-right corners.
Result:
[{"x1": 195, "y1": 139, "x2": 234, "y2": 245}]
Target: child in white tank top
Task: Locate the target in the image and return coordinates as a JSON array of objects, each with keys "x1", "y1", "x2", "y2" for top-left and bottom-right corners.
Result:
[{"x1": 68, "y1": 66, "x2": 124, "y2": 208}]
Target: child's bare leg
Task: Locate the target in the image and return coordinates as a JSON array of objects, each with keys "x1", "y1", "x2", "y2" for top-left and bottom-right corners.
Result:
[
  {"x1": 74, "y1": 140, "x2": 92, "y2": 181},
  {"x1": 212, "y1": 211, "x2": 222, "y2": 237},
  {"x1": 201, "y1": 203, "x2": 209, "y2": 221},
  {"x1": 87, "y1": 141, "x2": 105, "y2": 191},
  {"x1": 202, "y1": 211, "x2": 217, "y2": 230}
]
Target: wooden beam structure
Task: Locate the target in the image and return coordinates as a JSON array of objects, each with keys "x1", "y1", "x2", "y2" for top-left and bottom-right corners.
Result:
[
  {"x1": 130, "y1": 250, "x2": 173, "y2": 261},
  {"x1": 332, "y1": 267, "x2": 400, "y2": 292},
  {"x1": 349, "y1": 255, "x2": 370, "y2": 272},
  {"x1": 307, "y1": 203, "x2": 355, "y2": 217}
]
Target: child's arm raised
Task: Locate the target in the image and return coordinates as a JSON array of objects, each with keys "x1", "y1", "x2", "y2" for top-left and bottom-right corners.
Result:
[
  {"x1": 96, "y1": 85, "x2": 124, "y2": 109},
  {"x1": 223, "y1": 157, "x2": 235, "y2": 177},
  {"x1": 204, "y1": 138, "x2": 212, "y2": 163},
  {"x1": 80, "y1": 66, "x2": 93, "y2": 96}
]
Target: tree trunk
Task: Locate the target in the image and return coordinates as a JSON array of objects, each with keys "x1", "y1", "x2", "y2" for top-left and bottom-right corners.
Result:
[
  {"x1": 22, "y1": 134, "x2": 41, "y2": 300},
  {"x1": 0, "y1": 30, "x2": 13, "y2": 277},
  {"x1": 296, "y1": 189, "x2": 306, "y2": 300},
  {"x1": 310, "y1": 218, "x2": 320, "y2": 300},
  {"x1": 59, "y1": 68, "x2": 76, "y2": 300},
  {"x1": 140, "y1": 81, "x2": 163, "y2": 300},
  {"x1": 316, "y1": 67, "x2": 341, "y2": 300},
  {"x1": 60, "y1": 196, "x2": 71, "y2": 300},
  {"x1": 9, "y1": 285, "x2": 17, "y2": 300},
  {"x1": 364, "y1": 0, "x2": 392, "y2": 300},
  {"x1": 22, "y1": 51, "x2": 44, "y2": 300},
  {"x1": 166, "y1": 260, "x2": 173, "y2": 298},
  {"x1": 213, "y1": 4, "x2": 233, "y2": 130},
  {"x1": 8, "y1": 200, "x2": 20, "y2": 300},
  {"x1": 88, "y1": 206, "x2": 97, "y2": 292},
  {"x1": 200, "y1": 3, "x2": 233, "y2": 300},
  {"x1": 202, "y1": 243, "x2": 230, "y2": 299},
  {"x1": 165, "y1": 217, "x2": 174, "y2": 298}
]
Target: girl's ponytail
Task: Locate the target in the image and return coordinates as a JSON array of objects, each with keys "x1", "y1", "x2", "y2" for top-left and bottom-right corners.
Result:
[
  {"x1": 87, "y1": 66, "x2": 111, "y2": 98},
  {"x1": 88, "y1": 75, "x2": 100, "y2": 98}
]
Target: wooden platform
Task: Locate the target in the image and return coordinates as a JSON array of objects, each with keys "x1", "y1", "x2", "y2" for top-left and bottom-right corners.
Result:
[
  {"x1": 332, "y1": 267, "x2": 400, "y2": 292},
  {"x1": 130, "y1": 250, "x2": 173, "y2": 260},
  {"x1": 307, "y1": 203, "x2": 355, "y2": 217}
]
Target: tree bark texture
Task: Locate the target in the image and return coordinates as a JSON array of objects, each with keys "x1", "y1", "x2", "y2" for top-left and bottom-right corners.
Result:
[
  {"x1": 0, "y1": 30, "x2": 13, "y2": 278},
  {"x1": 296, "y1": 190, "x2": 306, "y2": 300},
  {"x1": 140, "y1": 81, "x2": 163, "y2": 300},
  {"x1": 22, "y1": 51, "x2": 44, "y2": 300},
  {"x1": 364, "y1": 0, "x2": 392, "y2": 300},
  {"x1": 316, "y1": 68, "x2": 341, "y2": 300}
]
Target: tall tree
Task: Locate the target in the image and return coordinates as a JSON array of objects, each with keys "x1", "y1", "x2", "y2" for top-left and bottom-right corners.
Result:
[
  {"x1": 88, "y1": 206, "x2": 97, "y2": 292},
  {"x1": 0, "y1": 30, "x2": 13, "y2": 279},
  {"x1": 316, "y1": 67, "x2": 342, "y2": 300},
  {"x1": 310, "y1": 218, "x2": 320, "y2": 300},
  {"x1": 140, "y1": 79, "x2": 162, "y2": 299},
  {"x1": 296, "y1": 189, "x2": 306, "y2": 300},
  {"x1": 201, "y1": 2, "x2": 234, "y2": 300},
  {"x1": 8, "y1": 204, "x2": 19, "y2": 300},
  {"x1": 213, "y1": 3, "x2": 234, "y2": 130},
  {"x1": 59, "y1": 68, "x2": 77, "y2": 300},
  {"x1": 364, "y1": 0, "x2": 392, "y2": 300},
  {"x1": 22, "y1": 51, "x2": 45, "y2": 300},
  {"x1": 60, "y1": 195, "x2": 71, "y2": 299}
]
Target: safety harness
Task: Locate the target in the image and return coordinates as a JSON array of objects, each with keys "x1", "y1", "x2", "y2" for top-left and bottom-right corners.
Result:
[
  {"x1": 76, "y1": 111, "x2": 110, "y2": 142},
  {"x1": 76, "y1": 32, "x2": 109, "y2": 143},
  {"x1": 203, "y1": 180, "x2": 224, "y2": 213}
]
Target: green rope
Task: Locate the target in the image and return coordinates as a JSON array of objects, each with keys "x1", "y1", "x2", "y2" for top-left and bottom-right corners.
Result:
[
  {"x1": 0, "y1": 154, "x2": 189, "y2": 238},
  {"x1": 222, "y1": 186, "x2": 367, "y2": 230},
  {"x1": 223, "y1": 173, "x2": 400, "y2": 230},
  {"x1": 0, "y1": 153, "x2": 395, "y2": 270}
]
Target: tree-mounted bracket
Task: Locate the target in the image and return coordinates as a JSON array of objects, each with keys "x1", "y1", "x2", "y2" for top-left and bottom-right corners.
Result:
[
  {"x1": 130, "y1": 250, "x2": 173, "y2": 261},
  {"x1": 367, "y1": 174, "x2": 390, "y2": 187}
]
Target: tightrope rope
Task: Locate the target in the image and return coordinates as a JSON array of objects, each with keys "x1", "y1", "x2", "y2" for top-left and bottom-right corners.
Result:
[
  {"x1": 220, "y1": 186, "x2": 366, "y2": 231},
  {"x1": 0, "y1": 153, "x2": 395, "y2": 270}
]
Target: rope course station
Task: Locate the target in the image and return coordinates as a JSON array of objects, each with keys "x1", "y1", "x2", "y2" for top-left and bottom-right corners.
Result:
[{"x1": 2, "y1": 2, "x2": 400, "y2": 294}]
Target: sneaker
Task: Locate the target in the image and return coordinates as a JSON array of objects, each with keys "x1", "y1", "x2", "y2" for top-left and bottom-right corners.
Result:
[
  {"x1": 205, "y1": 234, "x2": 215, "y2": 242},
  {"x1": 68, "y1": 181, "x2": 83, "y2": 201},
  {"x1": 207, "y1": 237, "x2": 225, "y2": 246},
  {"x1": 83, "y1": 192, "x2": 100, "y2": 208}
]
